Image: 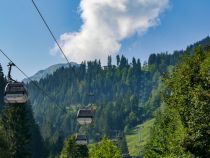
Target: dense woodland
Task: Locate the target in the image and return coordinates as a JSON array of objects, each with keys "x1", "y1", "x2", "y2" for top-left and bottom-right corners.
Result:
[
  {"x1": 26, "y1": 45, "x2": 183, "y2": 156},
  {"x1": 0, "y1": 37, "x2": 209, "y2": 157}
]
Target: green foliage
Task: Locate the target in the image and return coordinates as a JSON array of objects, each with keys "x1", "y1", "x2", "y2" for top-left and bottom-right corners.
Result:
[
  {"x1": 0, "y1": 124, "x2": 11, "y2": 158},
  {"x1": 163, "y1": 47, "x2": 210, "y2": 157},
  {"x1": 118, "y1": 133, "x2": 129, "y2": 155},
  {"x1": 148, "y1": 51, "x2": 182, "y2": 74},
  {"x1": 27, "y1": 56, "x2": 153, "y2": 140},
  {"x1": 89, "y1": 137, "x2": 121, "y2": 158},
  {"x1": 144, "y1": 76, "x2": 163, "y2": 117},
  {"x1": 27, "y1": 53, "x2": 177, "y2": 145},
  {"x1": 0, "y1": 37, "x2": 208, "y2": 157},
  {"x1": 0, "y1": 103, "x2": 46, "y2": 158},
  {"x1": 145, "y1": 46, "x2": 210, "y2": 157},
  {"x1": 26, "y1": 47, "x2": 189, "y2": 157},
  {"x1": 0, "y1": 64, "x2": 6, "y2": 112},
  {"x1": 26, "y1": 38, "x2": 210, "y2": 157},
  {"x1": 126, "y1": 119, "x2": 155, "y2": 157},
  {"x1": 1, "y1": 104, "x2": 31, "y2": 158},
  {"x1": 60, "y1": 135, "x2": 88, "y2": 158},
  {"x1": 144, "y1": 107, "x2": 190, "y2": 158},
  {"x1": 28, "y1": 103, "x2": 47, "y2": 158}
]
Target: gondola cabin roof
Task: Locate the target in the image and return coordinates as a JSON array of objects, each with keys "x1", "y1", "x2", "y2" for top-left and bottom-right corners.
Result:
[
  {"x1": 77, "y1": 109, "x2": 93, "y2": 118},
  {"x1": 4, "y1": 82, "x2": 28, "y2": 104},
  {"x1": 75, "y1": 135, "x2": 88, "y2": 145},
  {"x1": 5, "y1": 82, "x2": 27, "y2": 93},
  {"x1": 76, "y1": 134, "x2": 88, "y2": 140}
]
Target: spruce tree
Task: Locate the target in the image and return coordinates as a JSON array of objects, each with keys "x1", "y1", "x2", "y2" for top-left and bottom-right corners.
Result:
[
  {"x1": 0, "y1": 124, "x2": 11, "y2": 158},
  {"x1": 0, "y1": 64, "x2": 3, "y2": 77},
  {"x1": 0, "y1": 63, "x2": 6, "y2": 111},
  {"x1": 1, "y1": 104, "x2": 31, "y2": 158},
  {"x1": 27, "y1": 102, "x2": 47, "y2": 158}
]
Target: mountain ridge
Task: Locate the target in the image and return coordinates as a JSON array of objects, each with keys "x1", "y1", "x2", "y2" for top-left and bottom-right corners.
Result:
[{"x1": 23, "y1": 62, "x2": 78, "y2": 83}]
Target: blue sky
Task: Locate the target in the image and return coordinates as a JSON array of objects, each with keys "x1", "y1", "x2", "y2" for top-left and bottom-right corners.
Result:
[{"x1": 0, "y1": 0, "x2": 210, "y2": 80}]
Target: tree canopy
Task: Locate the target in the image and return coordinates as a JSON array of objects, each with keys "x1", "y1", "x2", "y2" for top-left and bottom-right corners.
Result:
[
  {"x1": 89, "y1": 137, "x2": 122, "y2": 158},
  {"x1": 145, "y1": 46, "x2": 210, "y2": 157}
]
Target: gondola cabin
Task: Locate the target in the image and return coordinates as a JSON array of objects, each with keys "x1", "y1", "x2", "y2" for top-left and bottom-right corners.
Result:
[
  {"x1": 75, "y1": 134, "x2": 88, "y2": 145},
  {"x1": 4, "y1": 82, "x2": 27, "y2": 104},
  {"x1": 77, "y1": 109, "x2": 93, "y2": 125}
]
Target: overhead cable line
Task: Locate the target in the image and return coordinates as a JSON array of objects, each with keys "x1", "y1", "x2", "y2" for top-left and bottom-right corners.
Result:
[
  {"x1": 31, "y1": 0, "x2": 97, "y2": 101},
  {"x1": 31, "y1": 0, "x2": 71, "y2": 66},
  {"x1": 31, "y1": 0, "x2": 96, "y2": 112},
  {"x1": 0, "y1": 49, "x2": 65, "y2": 112}
]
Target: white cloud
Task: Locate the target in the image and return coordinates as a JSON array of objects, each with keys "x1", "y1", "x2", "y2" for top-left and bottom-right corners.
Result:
[{"x1": 52, "y1": 0, "x2": 169, "y2": 64}]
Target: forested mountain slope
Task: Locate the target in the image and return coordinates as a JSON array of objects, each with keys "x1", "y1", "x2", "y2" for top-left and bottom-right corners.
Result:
[
  {"x1": 26, "y1": 37, "x2": 210, "y2": 156},
  {"x1": 27, "y1": 54, "x2": 180, "y2": 155}
]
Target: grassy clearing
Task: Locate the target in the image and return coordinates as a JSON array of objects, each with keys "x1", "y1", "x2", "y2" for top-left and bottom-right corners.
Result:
[{"x1": 126, "y1": 118, "x2": 155, "y2": 157}]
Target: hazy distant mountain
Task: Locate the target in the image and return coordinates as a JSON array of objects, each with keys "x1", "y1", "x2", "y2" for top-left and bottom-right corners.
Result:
[{"x1": 23, "y1": 62, "x2": 78, "y2": 83}]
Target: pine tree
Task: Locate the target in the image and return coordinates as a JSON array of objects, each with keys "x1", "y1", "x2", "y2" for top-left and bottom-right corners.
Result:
[
  {"x1": 27, "y1": 102, "x2": 47, "y2": 158},
  {"x1": 1, "y1": 104, "x2": 31, "y2": 158},
  {"x1": 0, "y1": 124, "x2": 11, "y2": 158},
  {"x1": 116, "y1": 55, "x2": 120, "y2": 66},
  {"x1": 0, "y1": 63, "x2": 6, "y2": 111},
  {"x1": 0, "y1": 64, "x2": 3, "y2": 77},
  {"x1": 108, "y1": 56, "x2": 112, "y2": 69}
]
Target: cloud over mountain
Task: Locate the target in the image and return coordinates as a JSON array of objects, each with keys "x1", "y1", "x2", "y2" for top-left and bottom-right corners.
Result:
[{"x1": 52, "y1": 0, "x2": 169, "y2": 64}]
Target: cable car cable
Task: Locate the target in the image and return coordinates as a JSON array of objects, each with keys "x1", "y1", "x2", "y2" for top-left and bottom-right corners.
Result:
[
  {"x1": 32, "y1": 0, "x2": 97, "y2": 112},
  {"x1": 31, "y1": 0, "x2": 71, "y2": 66},
  {"x1": 0, "y1": 49, "x2": 65, "y2": 112},
  {"x1": 31, "y1": 1, "x2": 96, "y2": 133}
]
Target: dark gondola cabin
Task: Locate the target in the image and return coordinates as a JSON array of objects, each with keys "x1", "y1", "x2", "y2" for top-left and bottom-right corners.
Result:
[
  {"x1": 75, "y1": 134, "x2": 88, "y2": 145},
  {"x1": 4, "y1": 82, "x2": 27, "y2": 104},
  {"x1": 77, "y1": 109, "x2": 93, "y2": 125}
]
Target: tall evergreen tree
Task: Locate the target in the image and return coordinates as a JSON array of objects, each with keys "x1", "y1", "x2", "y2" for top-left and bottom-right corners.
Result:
[
  {"x1": 0, "y1": 64, "x2": 6, "y2": 112},
  {"x1": 1, "y1": 104, "x2": 31, "y2": 158},
  {"x1": 0, "y1": 124, "x2": 11, "y2": 158},
  {"x1": 27, "y1": 102, "x2": 47, "y2": 158},
  {"x1": 107, "y1": 56, "x2": 112, "y2": 69},
  {"x1": 116, "y1": 55, "x2": 120, "y2": 66}
]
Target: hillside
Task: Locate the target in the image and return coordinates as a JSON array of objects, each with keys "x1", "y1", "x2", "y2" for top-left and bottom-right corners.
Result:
[
  {"x1": 26, "y1": 54, "x2": 180, "y2": 155},
  {"x1": 126, "y1": 119, "x2": 155, "y2": 157},
  {"x1": 26, "y1": 37, "x2": 210, "y2": 156}
]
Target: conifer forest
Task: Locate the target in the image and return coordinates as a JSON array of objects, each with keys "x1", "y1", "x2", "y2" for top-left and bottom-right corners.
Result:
[
  {"x1": 0, "y1": 1, "x2": 210, "y2": 157},
  {"x1": 0, "y1": 37, "x2": 209, "y2": 157}
]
